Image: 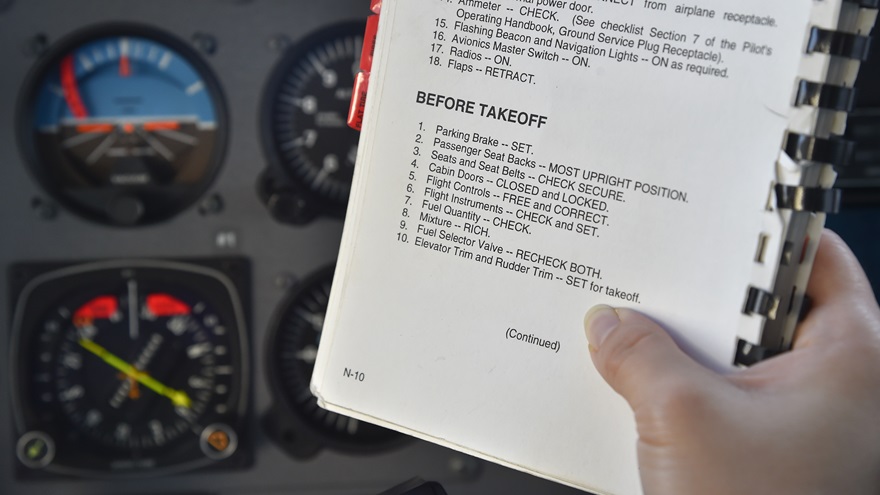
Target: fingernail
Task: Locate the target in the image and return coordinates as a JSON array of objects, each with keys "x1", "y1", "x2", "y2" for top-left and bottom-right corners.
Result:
[{"x1": 584, "y1": 305, "x2": 620, "y2": 351}]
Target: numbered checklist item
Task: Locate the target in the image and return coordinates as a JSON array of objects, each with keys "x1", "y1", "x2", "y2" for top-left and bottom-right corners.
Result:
[{"x1": 314, "y1": 1, "x2": 877, "y2": 494}]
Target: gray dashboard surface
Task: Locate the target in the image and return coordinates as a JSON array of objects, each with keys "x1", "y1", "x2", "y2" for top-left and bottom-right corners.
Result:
[{"x1": 0, "y1": 1, "x2": 588, "y2": 494}]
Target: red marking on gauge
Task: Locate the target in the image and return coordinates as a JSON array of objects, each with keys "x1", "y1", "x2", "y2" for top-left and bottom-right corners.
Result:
[
  {"x1": 61, "y1": 54, "x2": 89, "y2": 119},
  {"x1": 146, "y1": 294, "x2": 191, "y2": 317},
  {"x1": 73, "y1": 296, "x2": 119, "y2": 325},
  {"x1": 129, "y1": 379, "x2": 141, "y2": 399},
  {"x1": 118, "y1": 373, "x2": 142, "y2": 399},
  {"x1": 76, "y1": 123, "x2": 115, "y2": 134},
  {"x1": 120, "y1": 55, "x2": 131, "y2": 77},
  {"x1": 143, "y1": 121, "x2": 181, "y2": 132}
]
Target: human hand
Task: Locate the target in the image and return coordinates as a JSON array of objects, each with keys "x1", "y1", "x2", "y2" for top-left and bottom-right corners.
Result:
[{"x1": 584, "y1": 230, "x2": 880, "y2": 495}]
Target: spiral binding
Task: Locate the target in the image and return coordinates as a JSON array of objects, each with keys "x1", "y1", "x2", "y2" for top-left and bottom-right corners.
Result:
[
  {"x1": 796, "y1": 81, "x2": 857, "y2": 111},
  {"x1": 848, "y1": 0, "x2": 879, "y2": 8},
  {"x1": 735, "y1": 1, "x2": 877, "y2": 366},
  {"x1": 784, "y1": 133, "x2": 855, "y2": 166},
  {"x1": 807, "y1": 27, "x2": 873, "y2": 60}
]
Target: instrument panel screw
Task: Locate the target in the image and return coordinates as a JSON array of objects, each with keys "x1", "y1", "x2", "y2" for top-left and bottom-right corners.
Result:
[
  {"x1": 449, "y1": 454, "x2": 483, "y2": 481},
  {"x1": 199, "y1": 194, "x2": 225, "y2": 216},
  {"x1": 192, "y1": 32, "x2": 218, "y2": 56},
  {"x1": 275, "y1": 272, "x2": 298, "y2": 290},
  {"x1": 31, "y1": 198, "x2": 57, "y2": 220},
  {"x1": 267, "y1": 35, "x2": 291, "y2": 52},
  {"x1": 23, "y1": 34, "x2": 49, "y2": 57}
]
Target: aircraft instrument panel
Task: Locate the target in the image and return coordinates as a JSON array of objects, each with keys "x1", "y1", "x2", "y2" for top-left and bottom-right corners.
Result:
[
  {"x1": 0, "y1": 1, "x2": 586, "y2": 494},
  {"x1": 0, "y1": 1, "x2": 877, "y2": 495}
]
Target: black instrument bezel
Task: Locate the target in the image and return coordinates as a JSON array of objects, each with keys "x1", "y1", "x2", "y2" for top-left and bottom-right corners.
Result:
[
  {"x1": 258, "y1": 21, "x2": 366, "y2": 225},
  {"x1": 263, "y1": 264, "x2": 409, "y2": 457},
  {"x1": 15, "y1": 22, "x2": 230, "y2": 227},
  {"x1": 7, "y1": 258, "x2": 252, "y2": 479}
]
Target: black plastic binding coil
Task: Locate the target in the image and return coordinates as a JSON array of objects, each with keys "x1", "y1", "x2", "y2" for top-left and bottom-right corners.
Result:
[
  {"x1": 807, "y1": 27, "x2": 873, "y2": 60},
  {"x1": 784, "y1": 133, "x2": 856, "y2": 166},
  {"x1": 844, "y1": 0, "x2": 879, "y2": 8},
  {"x1": 796, "y1": 81, "x2": 857, "y2": 112},
  {"x1": 735, "y1": 339, "x2": 782, "y2": 367},
  {"x1": 741, "y1": 0, "x2": 878, "y2": 369},
  {"x1": 775, "y1": 185, "x2": 843, "y2": 213},
  {"x1": 743, "y1": 287, "x2": 780, "y2": 319}
]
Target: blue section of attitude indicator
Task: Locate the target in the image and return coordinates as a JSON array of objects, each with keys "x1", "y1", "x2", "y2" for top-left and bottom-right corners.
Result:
[{"x1": 33, "y1": 36, "x2": 217, "y2": 129}]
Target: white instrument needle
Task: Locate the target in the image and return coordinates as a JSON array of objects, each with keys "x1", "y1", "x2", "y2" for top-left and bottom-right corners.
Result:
[{"x1": 128, "y1": 279, "x2": 139, "y2": 340}]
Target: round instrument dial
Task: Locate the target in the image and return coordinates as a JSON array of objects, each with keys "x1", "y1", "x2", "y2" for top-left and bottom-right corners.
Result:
[
  {"x1": 261, "y1": 23, "x2": 363, "y2": 216},
  {"x1": 265, "y1": 266, "x2": 405, "y2": 456},
  {"x1": 18, "y1": 25, "x2": 227, "y2": 226},
  {"x1": 45, "y1": 290, "x2": 232, "y2": 451},
  {"x1": 10, "y1": 260, "x2": 249, "y2": 477}
]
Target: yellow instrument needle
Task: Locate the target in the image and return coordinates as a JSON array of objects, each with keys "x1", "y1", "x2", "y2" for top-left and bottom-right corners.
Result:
[{"x1": 78, "y1": 338, "x2": 192, "y2": 409}]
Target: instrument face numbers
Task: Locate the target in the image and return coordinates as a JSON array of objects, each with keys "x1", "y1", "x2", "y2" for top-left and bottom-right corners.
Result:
[
  {"x1": 263, "y1": 23, "x2": 364, "y2": 207},
  {"x1": 11, "y1": 262, "x2": 248, "y2": 476},
  {"x1": 45, "y1": 292, "x2": 228, "y2": 450}
]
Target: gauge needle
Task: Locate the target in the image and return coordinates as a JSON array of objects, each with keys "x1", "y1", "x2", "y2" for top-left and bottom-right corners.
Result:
[
  {"x1": 120, "y1": 55, "x2": 131, "y2": 77},
  {"x1": 78, "y1": 338, "x2": 192, "y2": 409},
  {"x1": 109, "y1": 333, "x2": 164, "y2": 409},
  {"x1": 128, "y1": 279, "x2": 139, "y2": 340},
  {"x1": 119, "y1": 37, "x2": 132, "y2": 77},
  {"x1": 128, "y1": 378, "x2": 141, "y2": 399},
  {"x1": 61, "y1": 54, "x2": 89, "y2": 119},
  {"x1": 117, "y1": 373, "x2": 141, "y2": 399}
]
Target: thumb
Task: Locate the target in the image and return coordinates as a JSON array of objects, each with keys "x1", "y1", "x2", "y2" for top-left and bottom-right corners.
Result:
[{"x1": 585, "y1": 306, "x2": 717, "y2": 407}]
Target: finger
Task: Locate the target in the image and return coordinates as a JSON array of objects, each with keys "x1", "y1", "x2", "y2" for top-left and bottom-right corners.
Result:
[
  {"x1": 795, "y1": 230, "x2": 878, "y2": 348},
  {"x1": 585, "y1": 306, "x2": 718, "y2": 408},
  {"x1": 806, "y1": 230, "x2": 874, "y2": 307}
]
